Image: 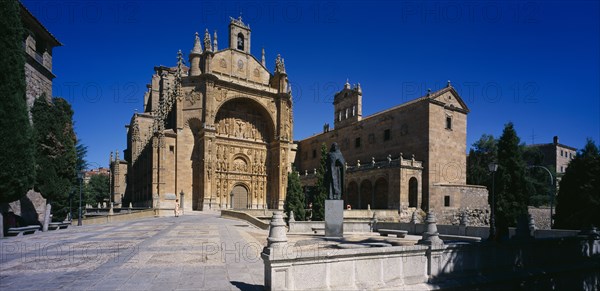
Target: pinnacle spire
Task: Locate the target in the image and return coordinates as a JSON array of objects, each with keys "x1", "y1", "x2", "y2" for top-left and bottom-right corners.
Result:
[
  {"x1": 261, "y1": 48, "x2": 266, "y2": 66},
  {"x1": 203, "y1": 29, "x2": 212, "y2": 52},
  {"x1": 275, "y1": 54, "x2": 286, "y2": 74},
  {"x1": 344, "y1": 79, "x2": 350, "y2": 89},
  {"x1": 213, "y1": 30, "x2": 218, "y2": 51},
  {"x1": 191, "y1": 32, "x2": 202, "y2": 54}
]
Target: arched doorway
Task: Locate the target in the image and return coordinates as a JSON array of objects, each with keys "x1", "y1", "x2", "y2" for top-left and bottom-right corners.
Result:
[
  {"x1": 374, "y1": 178, "x2": 388, "y2": 209},
  {"x1": 408, "y1": 177, "x2": 418, "y2": 208},
  {"x1": 230, "y1": 184, "x2": 249, "y2": 209},
  {"x1": 345, "y1": 181, "x2": 359, "y2": 209},
  {"x1": 359, "y1": 180, "x2": 373, "y2": 209},
  {"x1": 214, "y1": 98, "x2": 274, "y2": 209}
]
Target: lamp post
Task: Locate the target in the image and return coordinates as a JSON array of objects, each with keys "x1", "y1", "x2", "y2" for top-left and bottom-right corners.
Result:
[
  {"x1": 528, "y1": 165, "x2": 555, "y2": 228},
  {"x1": 69, "y1": 189, "x2": 73, "y2": 221},
  {"x1": 488, "y1": 162, "x2": 498, "y2": 241},
  {"x1": 77, "y1": 171, "x2": 84, "y2": 226}
]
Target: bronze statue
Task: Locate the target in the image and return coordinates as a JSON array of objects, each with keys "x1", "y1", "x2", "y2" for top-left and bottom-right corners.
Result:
[{"x1": 325, "y1": 143, "x2": 345, "y2": 200}]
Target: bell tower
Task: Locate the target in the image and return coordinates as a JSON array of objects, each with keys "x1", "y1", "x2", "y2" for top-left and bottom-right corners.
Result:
[
  {"x1": 333, "y1": 80, "x2": 363, "y2": 129},
  {"x1": 229, "y1": 16, "x2": 251, "y2": 54}
]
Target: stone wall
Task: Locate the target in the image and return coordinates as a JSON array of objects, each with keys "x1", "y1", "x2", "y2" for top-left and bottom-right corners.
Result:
[
  {"x1": 24, "y1": 62, "x2": 52, "y2": 110},
  {"x1": 528, "y1": 206, "x2": 552, "y2": 230},
  {"x1": 263, "y1": 234, "x2": 600, "y2": 290}
]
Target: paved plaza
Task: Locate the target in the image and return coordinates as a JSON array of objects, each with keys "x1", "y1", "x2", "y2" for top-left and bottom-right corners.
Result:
[{"x1": 0, "y1": 212, "x2": 268, "y2": 290}]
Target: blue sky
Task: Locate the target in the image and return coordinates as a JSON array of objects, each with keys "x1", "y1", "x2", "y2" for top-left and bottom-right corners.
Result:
[{"x1": 23, "y1": 0, "x2": 599, "y2": 169}]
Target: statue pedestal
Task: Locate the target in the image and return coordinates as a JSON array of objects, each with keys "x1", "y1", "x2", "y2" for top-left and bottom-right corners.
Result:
[{"x1": 325, "y1": 200, "x2": 344, "y2": 238}]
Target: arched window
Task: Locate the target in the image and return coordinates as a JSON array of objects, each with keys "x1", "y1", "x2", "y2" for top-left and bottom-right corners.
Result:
[
  {"x1": 408, "y1": 177, "x2": 418, "y2": 207},
  {"x1": 237, "y1": 33, "x2": 244, "y2": 50}
]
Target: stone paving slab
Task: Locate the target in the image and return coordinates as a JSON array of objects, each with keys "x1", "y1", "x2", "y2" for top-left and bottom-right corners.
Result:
[{"x1": 0, "y1": 212, "x2": 268, "y2": 290}]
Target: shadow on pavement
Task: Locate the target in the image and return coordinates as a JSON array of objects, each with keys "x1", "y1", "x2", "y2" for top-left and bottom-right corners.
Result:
[{"x1": 230, "y1": 281, "x2": 264, "y2": 291}]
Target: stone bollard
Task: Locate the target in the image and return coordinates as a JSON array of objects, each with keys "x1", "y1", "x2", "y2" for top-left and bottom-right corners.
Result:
[
  {"x1": 418, "y1": 212, "x2": 444, "y2": 246},
  {"x1": 410, "y1": 211, "x2": 419, "y2": 224},
  {"x1": 109, "y1": 202, "x2": 114, "y2": 215},
  {"x1": 288, "y1": 210, "x2": 295, "y2": 222},
  {"x1": 370, "y1": 212, "x2": 378, "y2": 232},
  {"x1": 459, "y1": 212, "x2": 469, "y2": 236},
  {"x1": 266, "y1": 211, "x2": 288, "y2": 249},
  {"x1": 528, "y1": 214, "x2": 536, "y2": 236}
]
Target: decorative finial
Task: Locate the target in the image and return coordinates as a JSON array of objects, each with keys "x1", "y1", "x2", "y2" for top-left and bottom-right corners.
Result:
[
  {"x1": 427, "y1": 88, "x2": 432, "y2": 96},
  {"x1": 203, "y1": 29, "x2": 212, "y2": 52},
  {"x1": 177, "y1": 49, "x2": 184, "y2": 68},
  {"x1": 344, "y1": 79, "x2": 350, "y2": 89},
  {"x1": 275, "y1": 54, "x2": 286, "y2": 74},
  {"x1": 213, "y1": 30, "x2": 218, "y2": 51},
  {"x1": 447, "y1": 80, "x2": 451, "y2": 87},
  {"x1": 261, "y1": 48, "x2": 266, "y2": 66},
  {"x1": 356, "y1": 82, "x2": 362, "y2": 93},
  {"x1": 191, "y1": 32, "x2": 202, "y2": 54}
]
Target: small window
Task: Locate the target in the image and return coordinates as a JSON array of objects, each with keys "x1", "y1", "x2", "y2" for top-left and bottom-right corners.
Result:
[
  {"x1": 368, "y1": 133, "x2": 375, "y2": 144},
  {"x1": 352, "y1": 105, "x2": 356, "y2": 116},
  {"x1": 312, "y1": 150, "x2": 317, "y2": 159},
  {"x1": 445, "y1": 116, "x2": 452, "y2": 130},
  {"x1": 444, "y1": 196, "x2": 450, "y2": 207},
  {"x1": 561, "y1": 166, "x2": 564, "y2": 172},
  {"x1": 355, "y1": 137, "x2": 361, "y2": 148},
  {"x1": 169, "y1": 145, "x2": 175, "y2": 152},
  {"x1": 237, "y1": 33, "x2": 244, "y2": 50},
  {"x1": 345, "y1": 108, "x2": 349, "y2": 119},
  {"x1": 384, "y1": 129, "x2": 391, "y2": 141},
  {"x1": 560, "y1": 150, "x2": 563, "y2": 157}
]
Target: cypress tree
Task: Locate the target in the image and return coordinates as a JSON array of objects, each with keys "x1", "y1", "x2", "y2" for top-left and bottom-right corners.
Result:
[
  {"x1": 495, "y1": 122, "x2": 529, "y2": 239},
  {"x1": 0, "y1": 0, "x2": 36, "y2": 237},
  {"x1": 32, "y1": 97, "x2": 77, "y2": 221},
  {"x1": 555, "y1": 139, "x2": 600, "y2": 229},
  {"x1": 310, "y1": 143, "x2": 328, "y2": 221},
  {"x1": 284, "y1": 168, "x2": 305, "y2": 221}
]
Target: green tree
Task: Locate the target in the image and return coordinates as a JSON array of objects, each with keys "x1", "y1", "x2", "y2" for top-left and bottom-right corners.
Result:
[
  {"x1": 76, "y1": 140, "x2": 88, "y2": 172},
  {"x1": 284, "y1": 168, "x2": 305, "y2": 221},
  {"x1": 84, "y1": 174, "x2": 110, "y2": 205},
  {"x1": 32, "y1": 97, "x2": 78, "y2": 221},
  {"x1": 522, "y1": 146, "x2": 555, "y2": 207},
  {"x1": 555, "y1": 139, "x2": 600, "y2": 229},
  {"x1": 495, "y1": 122, "x2": 529, "y2": 239},
  {"x1": 467, "y1": 134, "x2": 497, "y2": 187},
  {"x1": 308, "y1": 143, "x2": 328, "y2": 221},
  {"x1": 0, "y1": 0, "x2": 36, "y2": 237}
]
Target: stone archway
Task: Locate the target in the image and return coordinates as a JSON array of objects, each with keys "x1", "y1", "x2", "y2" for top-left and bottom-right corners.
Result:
[
  {"x1": 374, "y1": 178, "x2": 388, "y2": 209},
  {"x1": 212, "y1": 98, "x2": 274, "y2": 209},
  {"x1": 230, "y1": 184, "x2": 249, "y2": 209},
  {"x1": 345, "y1": 181, "x2": 359, "y2": 209},
  {"x1": 359, "y1": 180, "x2": 373, "y2": 209},
  {"x1": 409, "y1": 177, "x2": 418, "y2": 208}
]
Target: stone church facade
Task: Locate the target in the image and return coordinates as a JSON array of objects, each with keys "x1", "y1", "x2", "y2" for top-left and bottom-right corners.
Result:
[
  {"x1": 111, "y1": 17, "x2": 295, "y2": 213},
  {"x1": 295, "y1": 82, "x2": 488, "y2": 212},
  {"x1": 112, "y1": 17, "x2": 487, "y2": 214}
]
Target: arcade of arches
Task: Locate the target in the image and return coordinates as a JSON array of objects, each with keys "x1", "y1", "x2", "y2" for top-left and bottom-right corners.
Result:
[{"x1": 343, "y1": 173, "x2": 423, "y2": 210}]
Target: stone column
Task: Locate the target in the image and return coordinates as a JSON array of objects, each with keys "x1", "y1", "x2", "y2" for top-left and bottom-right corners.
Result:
[
  {"x1": 418, "y1": 212, "x2": 444, "y2": 246},
  {"x1": 262, "y1": 211, "x2": 289, "y2": 290}
]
